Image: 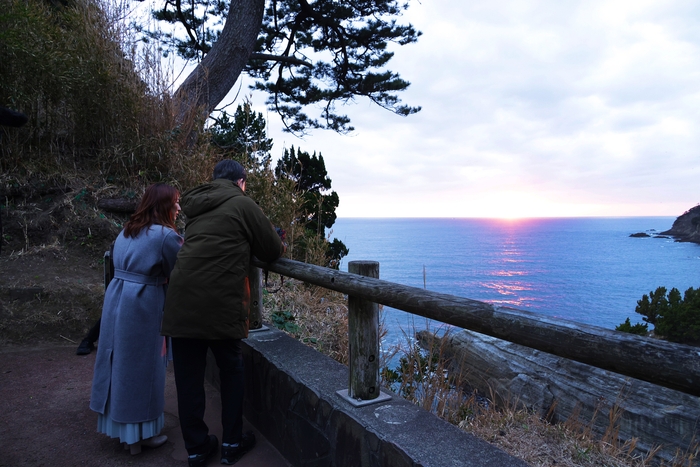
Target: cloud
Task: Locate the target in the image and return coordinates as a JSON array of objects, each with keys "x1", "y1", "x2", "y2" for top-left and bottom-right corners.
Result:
[{"x1": 244, "y1": 0, "x2": 700, "y2": 218}]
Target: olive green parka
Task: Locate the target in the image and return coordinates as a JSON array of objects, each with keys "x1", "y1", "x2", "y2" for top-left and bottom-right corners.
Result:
[{"x1": 161, "y1": 178, "x2": 284, "y2": 339}]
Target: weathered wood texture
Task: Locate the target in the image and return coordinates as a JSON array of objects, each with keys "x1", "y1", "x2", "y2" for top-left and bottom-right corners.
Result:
[
  {"x1": 103, "y1": 249, "x2": 114, "y2": 289},
  {"x1": 418, "y1": 329, "x2": 700, "y2": 462},
  {"x1": 96, "y1": 198, "x2": 137, "y2": 213},
  {"x1": 252, "y1": 257, "x2": 700, "y2": 397},
  {"x1": 347, "y1": 261, "x2": 380, "y2": 400},
  {"x1": 249, "y1": 266, "x2": 263, "y2": 330}
]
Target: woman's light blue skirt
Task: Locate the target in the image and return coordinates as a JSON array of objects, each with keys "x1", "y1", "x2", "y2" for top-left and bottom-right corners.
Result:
[{"x1": 97, "y1": 399, "x2": 164, "y2": 445}]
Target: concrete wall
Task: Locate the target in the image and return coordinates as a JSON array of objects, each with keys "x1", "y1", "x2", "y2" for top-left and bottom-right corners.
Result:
[{"x1": 208, "y1": 326, "x2": 528, "y2": 467}]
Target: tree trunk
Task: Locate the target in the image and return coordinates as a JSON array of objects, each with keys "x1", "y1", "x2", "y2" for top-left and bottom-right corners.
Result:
[
  {"x1": 97, "y1": 198, "x2": 137, "y2": 213},
  {"x1": 174, "y1": 0, "x2": 265, "y2": 127}
]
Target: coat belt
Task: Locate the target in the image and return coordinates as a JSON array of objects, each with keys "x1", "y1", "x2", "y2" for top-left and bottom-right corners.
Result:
[{"x1": 114, "y1": 269, "x2": 167, "y2": 286}]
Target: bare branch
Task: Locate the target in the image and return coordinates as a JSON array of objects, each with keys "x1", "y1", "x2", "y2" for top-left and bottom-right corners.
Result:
[
  {"x1": 249, "y1": 53, "x2": 312, "y2": 68},
  {"x1": 175, "y1": 0, "x2": 199, "y2": 53}
]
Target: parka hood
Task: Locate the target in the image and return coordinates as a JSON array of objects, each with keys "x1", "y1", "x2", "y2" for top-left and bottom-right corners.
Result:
[{"x1": 181, "y1": 178, "x2": 244, "y2": 219}]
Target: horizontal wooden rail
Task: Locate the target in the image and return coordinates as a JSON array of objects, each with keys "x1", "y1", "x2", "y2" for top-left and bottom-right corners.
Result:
[{"x1": 253, "y1": 257, "x2": 700, "y2": 398}]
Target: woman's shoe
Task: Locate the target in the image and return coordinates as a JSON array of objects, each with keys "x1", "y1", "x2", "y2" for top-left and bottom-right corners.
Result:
[
  {"x1": 128, "y1": 442, "x2": 142, "y2": 455},
  {"x1": 76, "y1": 339, "x2": 94, "y2": 355},
  {"x1": 126, "y1": 435, "x2": 166, "y2": 455},
  {"x1": 141, "y1": 434, "x2": 168, "y2": 449}
]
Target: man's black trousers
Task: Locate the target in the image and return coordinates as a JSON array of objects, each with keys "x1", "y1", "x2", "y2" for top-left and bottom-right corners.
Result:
[{"x1": 171, "y1": 337, "x2": 245, "y2": 455}]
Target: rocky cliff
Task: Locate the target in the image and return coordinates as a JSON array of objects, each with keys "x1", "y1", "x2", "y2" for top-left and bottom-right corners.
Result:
[{"x1": 661, "y1": 204, "x2": 700, "y2": 244}]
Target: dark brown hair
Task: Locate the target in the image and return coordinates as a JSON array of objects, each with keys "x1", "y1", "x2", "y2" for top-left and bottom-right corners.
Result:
[{"x1": 123, "y1": 183, "x2": 179, "y2": 238}]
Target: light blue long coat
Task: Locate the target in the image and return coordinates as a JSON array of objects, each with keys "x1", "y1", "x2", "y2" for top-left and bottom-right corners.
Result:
[{"x1": 90, "y1": 225, "x2": 182, "y2": 423}]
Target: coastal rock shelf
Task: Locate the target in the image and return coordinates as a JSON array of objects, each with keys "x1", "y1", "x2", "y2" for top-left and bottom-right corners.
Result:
[{"x1": 660, "y1": 204, "x2": 700, "y2": 244}]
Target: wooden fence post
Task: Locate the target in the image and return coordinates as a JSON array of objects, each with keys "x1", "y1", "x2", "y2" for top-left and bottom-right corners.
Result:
[
  {"x1": 249, "y1": 266, "x2": 263, "y2": 330},
  {"x1": 348, "y1": 261, "x2": 380, "y2": 400},
  {"x1": 103, "y1": 248, "x2": 114, "y2": 289}
]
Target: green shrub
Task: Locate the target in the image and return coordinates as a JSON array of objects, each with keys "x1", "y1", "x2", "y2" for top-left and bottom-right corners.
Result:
[
  {"x1": 614, "y1": 318, "x2": 647, "y2": 335},
  {"x1": 621, "y1": 286, "x2": 700, "y2": 344},
  {"x1": 634, "y1": 286, "x2": 668, "y2": 326},
  {"x1": 270, "y1": 310, "x2": 300, "y2": 335},
  {"x1": 652, "y1": 286, "x2": 700, "y2": 343}
]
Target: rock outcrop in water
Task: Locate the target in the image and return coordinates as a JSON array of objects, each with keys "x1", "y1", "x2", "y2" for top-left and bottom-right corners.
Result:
[
  {"x1": 660, "y1": 204, "x2": 700, "y2": 244},
  {"x1": 629, "y1": 232, "x2": 650, "y2": 238}
]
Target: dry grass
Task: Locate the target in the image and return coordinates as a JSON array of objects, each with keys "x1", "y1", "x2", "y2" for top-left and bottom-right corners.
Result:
[
  {"x1": 0, "y1": 0, "x2": 220, "y2": 196},
  {"x1": 0, "y1": 245, "x2": 105, "y2": 345},
  {"x1": 461, "y1": 401, "x2": 658, "y2": 467},
  {"x1": 408, "y1": 329, "x2": 698, "y2": 467},
  {"x1": 0, "y1": 0, "x2": 227, "y2": 256},
  {"x1": 274, "y1": 304, "x2": 698, "y2": 467},
  {"x1": 262, "y1": 276, "x2": 349, "y2": 364}
]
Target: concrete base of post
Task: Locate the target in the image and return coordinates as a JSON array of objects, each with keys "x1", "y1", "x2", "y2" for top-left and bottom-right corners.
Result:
[
  {"x1": 232, "y1": 326, "x2": 529, "y2": 467},
  {"x1": 336, "y1": 389, "x2": 392, "y2": 407}
]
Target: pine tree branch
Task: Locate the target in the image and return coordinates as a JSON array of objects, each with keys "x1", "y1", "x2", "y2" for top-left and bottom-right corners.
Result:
[{"x1": 249, "y1": 53, "x2": 312, "y2": 67}]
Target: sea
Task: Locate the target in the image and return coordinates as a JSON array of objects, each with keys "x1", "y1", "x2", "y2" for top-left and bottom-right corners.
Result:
[{"x1": 330, "y1": 217, "x2": 700, "y2": 349}]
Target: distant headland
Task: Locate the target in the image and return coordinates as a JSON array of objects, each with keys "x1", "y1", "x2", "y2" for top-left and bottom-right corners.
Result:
[
  {"x1": 661, "y1": 204, "x2": 700, "y2": 244},
  {"x1": 630, "y1": 205, "x2": 700, "y2": 244}
]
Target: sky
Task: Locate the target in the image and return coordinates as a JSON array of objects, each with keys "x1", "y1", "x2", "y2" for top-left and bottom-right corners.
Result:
[{"x1": 184, "y1": 1, "x2": 700, "y2": 218}]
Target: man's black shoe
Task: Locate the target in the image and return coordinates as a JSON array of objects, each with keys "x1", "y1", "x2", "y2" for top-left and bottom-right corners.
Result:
[
  {"x1": 188, "y1": 435, "x2": 219, "y2": 467},
  {"x1": 220, "y1": 431, "x2": 256, "y2": 465},
  {"x1": 76, "y1": 339, "x2": 94, "y2": 355}
]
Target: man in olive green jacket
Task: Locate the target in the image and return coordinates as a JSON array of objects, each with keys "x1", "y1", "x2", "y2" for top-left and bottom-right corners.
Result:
[{"x1": 162, "y1": 160, "x2": 284, "y2": 467}]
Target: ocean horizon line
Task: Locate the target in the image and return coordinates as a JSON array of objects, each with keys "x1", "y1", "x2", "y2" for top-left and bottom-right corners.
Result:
[
  {"x1": 336, "y1": 215, "x2": 677, "y2": 220},
  {"x1": 332, "y1": 217, "x2": 698, "y2": 334}
]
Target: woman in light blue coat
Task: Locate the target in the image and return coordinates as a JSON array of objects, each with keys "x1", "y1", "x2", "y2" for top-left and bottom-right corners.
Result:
[{"x1": 90, "y1": 183, "x2": 183, "y2": 455}]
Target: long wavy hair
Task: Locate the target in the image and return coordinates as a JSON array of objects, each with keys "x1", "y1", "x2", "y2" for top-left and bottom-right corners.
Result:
[{"x1": 123, "y1": 183, "x2": 179, "y2": 238}]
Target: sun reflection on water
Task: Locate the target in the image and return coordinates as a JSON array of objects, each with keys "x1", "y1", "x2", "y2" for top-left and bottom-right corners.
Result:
[
  {"x1": 489, "y1": 270, "x2": 526, "y2": 277},
  {"x1": 479, "y1": 280, "x2": 539, "y2": 308},
  {"x1": 477, "y1": 231, "x2": 543, "y2": 308},
  {"x1": 487, "y1": 297, "x2": 539, "y2": 308},
  {"x1": 481, "y1": 281, "x2": 530, "y2": 294}
]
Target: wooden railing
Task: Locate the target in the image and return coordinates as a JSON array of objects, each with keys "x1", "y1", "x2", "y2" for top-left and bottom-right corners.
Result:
[
  {"x1": 103, "y1": 249, "x2": 700, "y2": 398},
  {"x1": 250, "y1": 257, "x2": 700, "y2": 399}
]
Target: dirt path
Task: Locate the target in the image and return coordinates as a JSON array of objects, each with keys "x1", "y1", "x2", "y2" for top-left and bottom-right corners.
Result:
[{"x1": 0, "y1": 344, "x2": 290, "y2": 467}]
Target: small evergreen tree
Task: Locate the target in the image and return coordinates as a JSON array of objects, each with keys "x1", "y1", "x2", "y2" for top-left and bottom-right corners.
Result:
[
  {"x1": 275, "y1": 147, "x2": 337, "y2": 233},
  {"x1": 209, "y1": 103, "x2": 298, "y2": 241},
  {"x1": 634, "y1": 287, "x2": 668, "y2": 326},
  {"x1": 209, "y1": 104, "x2": 348, "y2": 268},
  {"x1": 619, "y1": 286, "x2": 700, "y2": 344},
  {"x1": 275, "y1": 146, "x2": 348, "y2": 268},
  {"x1": 652, "y1": 287, "x2": 700, "y2": 344},
  {"x1": 210, "y1": 102, "x2": 273, "y2": 169}
]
